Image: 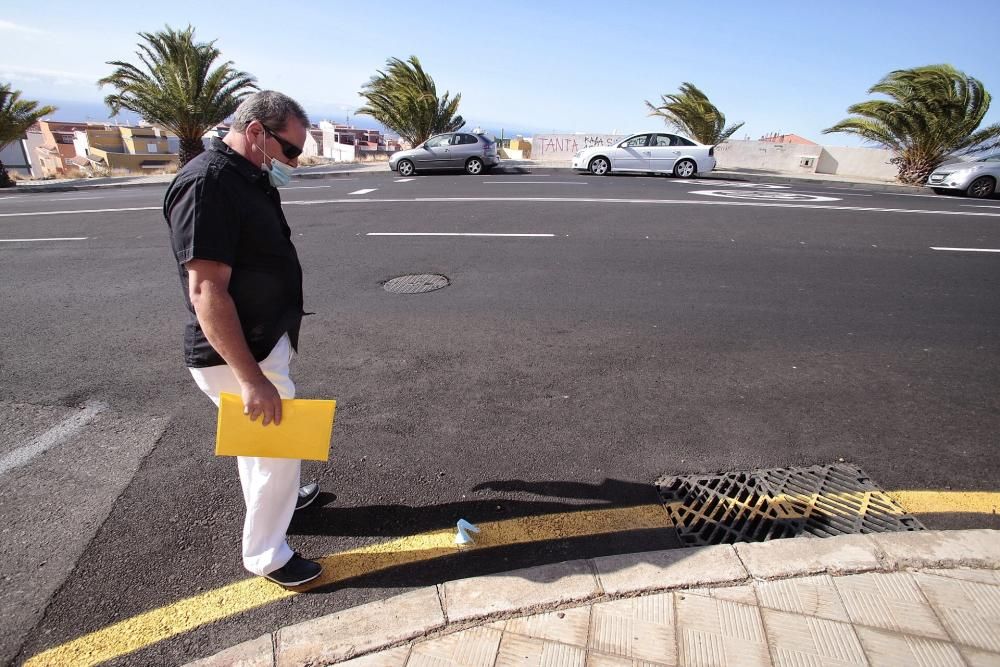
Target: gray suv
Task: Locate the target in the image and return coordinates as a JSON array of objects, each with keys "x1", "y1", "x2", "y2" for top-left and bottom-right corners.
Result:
[{"x1": 389, "y1": 132, "x2": 500, "y2": 176}]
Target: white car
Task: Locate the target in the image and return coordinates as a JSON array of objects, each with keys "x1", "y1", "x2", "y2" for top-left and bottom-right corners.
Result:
[{"x1": 571, "y1": 132, "x2": 716, "y2": 178}]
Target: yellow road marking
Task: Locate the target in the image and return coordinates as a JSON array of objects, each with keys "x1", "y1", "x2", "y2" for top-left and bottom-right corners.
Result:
[
  {"x1": 25, "y1": 488, "x2": 999, "y2": 666},
  {"x1": 24, "y1": 504, "x2": 671, "y2": 667},
  {"x1": 888, "y1": 490, "x2": 1000, "y2": 515}
]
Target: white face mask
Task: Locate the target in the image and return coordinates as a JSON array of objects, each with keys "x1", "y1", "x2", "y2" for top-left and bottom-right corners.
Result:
[{"x1": 252, "y1": 127, "x2": 294, "y2": 188}]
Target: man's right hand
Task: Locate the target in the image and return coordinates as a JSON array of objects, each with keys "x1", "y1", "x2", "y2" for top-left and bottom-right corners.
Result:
[{"x1": 241, "y1": 377, "x2": 283, "y2": 426}]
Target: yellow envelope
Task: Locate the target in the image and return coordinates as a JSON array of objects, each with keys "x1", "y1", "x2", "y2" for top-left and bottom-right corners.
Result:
[{"x1": 215, "y1": 392, "x2": 336, "y2": 461}]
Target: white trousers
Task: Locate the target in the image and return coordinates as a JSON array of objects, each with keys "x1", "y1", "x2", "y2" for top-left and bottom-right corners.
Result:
[{"x1": 189, "y1": 334, "x2": 299, "y2": 576}]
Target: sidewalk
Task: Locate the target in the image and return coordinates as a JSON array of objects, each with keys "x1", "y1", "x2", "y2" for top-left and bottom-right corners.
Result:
[{"x1": 190, "y1": 530, "x2": 1000, "y2": 666}]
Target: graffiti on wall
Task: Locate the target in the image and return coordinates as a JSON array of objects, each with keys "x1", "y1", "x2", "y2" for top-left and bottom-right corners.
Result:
[{"x1": 531, "y1": 134, "x2": 628, "y2": 161}]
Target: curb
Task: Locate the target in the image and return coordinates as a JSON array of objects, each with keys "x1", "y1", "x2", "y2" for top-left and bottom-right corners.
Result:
[
  {"x1": 6, "y1": 164, "x2": 929, "y2": 195},
  {"x1": 186, "y1": 529, "x2": 999, "y2": 667}
]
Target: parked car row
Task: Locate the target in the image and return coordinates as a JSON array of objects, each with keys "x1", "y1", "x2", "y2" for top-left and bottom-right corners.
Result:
[{"x1": 389, "y1": 131, "x2": 717, "y2": 178}]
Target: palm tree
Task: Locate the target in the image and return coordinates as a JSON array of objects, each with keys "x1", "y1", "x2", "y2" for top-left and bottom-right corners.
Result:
[
  {"x1": 645, "y1": 83, "x2": 744, "y2": 145},
  {"x1": 824, "y1": 65, "x2": 1000, "y2": 184},
  {"x1": 0, "y1": 83, "x2": 56, "y2": 187},
  {"x1": 357, "y1": 56, "x2": 464, "y2": 147},
  {"x1": 99, "y1": 25, "x2": 257, "y2": 165}
]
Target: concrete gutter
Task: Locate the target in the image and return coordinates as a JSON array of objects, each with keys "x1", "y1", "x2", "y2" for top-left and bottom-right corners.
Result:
[{"x1": 186, "y1": 529, "x2": 999, "y2": 666}]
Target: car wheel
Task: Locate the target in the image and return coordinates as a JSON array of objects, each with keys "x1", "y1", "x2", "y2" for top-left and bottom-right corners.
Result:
[
  {"x1": 673, "y1": 159, "x2": 697, "y2": 179},
  {"x1": 397, "y1": 160, "x2": 415, "y2": 177},
  {"x1": 465, "y1": 157, "x2": 484, "y2": 175},
  {"x1": 966, "y1": 176, "x2": 996, "y2": 199},
  {"x1": 589, "y1": 156, "x2": 610, "y2": 175}
]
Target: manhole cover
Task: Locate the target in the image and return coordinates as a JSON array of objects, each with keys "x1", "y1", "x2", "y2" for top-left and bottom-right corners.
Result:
[
  {"x1": 383, "y1": 274, "x2": 449, "y2": 294},
  {"x1": 656, "y1": 463, "x2": 923, "y2": 547}
]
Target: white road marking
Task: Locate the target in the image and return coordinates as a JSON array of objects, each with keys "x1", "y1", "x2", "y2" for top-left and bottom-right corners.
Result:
[
  {"x1": 690, "y1": 189, "x2": 842, "y2": 202},
  {"x1": 0, "y1": 237, "x2": 88, "y2": 242},
  {"x1": 394, "y1": 178, "x2": 415, "y2": 183},
  {"x1": 3, "y1": 198, "x2": 999, "y2": 220},
  {"x1": 348, "y1": 188, "x2": 377, "y2": 195},
  {"x1": 367, "y1": 233, "x2": 554, "y2": 237},
  {"x1": 891, "y1": 192, "x2": 950, "y2": 198},
  {"x1": 930, "y1": 247, "x2": 1000, "y2": 253},
  {"x1": 280, "y1": 185, "x2": 331, "y2": 190},
  {"x1": 0, "y1": 401, "x2": 107, "y2": 477},
  {"x1": 0, "y1": 196, "x2": 23, "y2": 200},
  {"x1": 40, "y1": 195, "x2": 106, "y2": 201},
  {"x1": 962, "y1": 204, "x2": 1000, "y2": 209},
  {"x1": 483, "y1": 181, "x2": 587, "y2": 185},
  {"x1": 0, "y1": 206, "x2": 159, "y2": 218},
  {"x1": 794, "y1": 190, "x2": 872, "y2": 197}
]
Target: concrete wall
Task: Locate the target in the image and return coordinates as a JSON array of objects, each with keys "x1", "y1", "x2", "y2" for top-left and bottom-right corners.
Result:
[
  {"x1": 322, "y1": 135, "x2": 355, "y2": 162},
  {"x1": 531, "y1": 134, "x2": 627, "y2": 162},
  {"x1": 714, "y1": 140, "x2": 899, "y2": 182},
  {"x1": 714, "y1": 140, "x2": 823, "y2": 173},
  {"x1": 816, "y1": 145, "x2": 896, "y2": 180}
]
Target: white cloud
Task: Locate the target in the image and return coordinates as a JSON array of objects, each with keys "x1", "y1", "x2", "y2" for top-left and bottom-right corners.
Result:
[
  {"x1": 0, "y1": 20, "x2": 47, "y2": 35},
  {"x1": 0, "y1": 65, "x2": 99, "y2": 86}
]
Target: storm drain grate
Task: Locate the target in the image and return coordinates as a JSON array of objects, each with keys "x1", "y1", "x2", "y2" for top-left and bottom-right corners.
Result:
[
  {"x1": 382, "y1": 274, "x2": 449, "y2": 294},
  {"x1": 656, "y1": 463, "x2": 924, "y2": 547}
]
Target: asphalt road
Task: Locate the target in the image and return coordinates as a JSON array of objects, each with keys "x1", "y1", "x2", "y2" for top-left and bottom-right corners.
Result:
[{"x1": 2, "y1": 170, "x2": 998, "y2": 665}]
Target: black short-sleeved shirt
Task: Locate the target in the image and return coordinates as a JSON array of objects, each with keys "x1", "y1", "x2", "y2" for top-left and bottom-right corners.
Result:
[{"x1": 163, "y1": 138, "x2": 305, "y2": 368}]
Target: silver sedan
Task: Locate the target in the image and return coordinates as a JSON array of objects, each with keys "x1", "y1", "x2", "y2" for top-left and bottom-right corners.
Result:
[{"x1": 926, "y1": 156, "x2": 999, "y2": 198}]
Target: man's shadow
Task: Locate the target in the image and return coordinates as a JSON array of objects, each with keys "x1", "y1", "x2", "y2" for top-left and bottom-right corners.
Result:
[{"x1": 288, "y1": 478, "x2": 683, "y2": 593}]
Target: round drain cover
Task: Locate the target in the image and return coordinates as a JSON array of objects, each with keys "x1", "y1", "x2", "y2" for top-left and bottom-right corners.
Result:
[{"x1": 383, "y1": 273, "x2": 449, "y2": 294}]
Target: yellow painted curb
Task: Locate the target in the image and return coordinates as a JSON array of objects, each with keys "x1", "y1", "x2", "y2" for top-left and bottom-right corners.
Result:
[
  {"x1": 24, "y1": 504, "x2": 671, "y2": 666},
  {"x1": 888, "y1": 490, "x2": 1000, "y2": 515}
]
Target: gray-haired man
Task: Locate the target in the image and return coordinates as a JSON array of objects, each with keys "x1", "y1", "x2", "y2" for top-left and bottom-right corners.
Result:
[{"x1": 164, "y1": 90, "x2": 322, "y2": 586}]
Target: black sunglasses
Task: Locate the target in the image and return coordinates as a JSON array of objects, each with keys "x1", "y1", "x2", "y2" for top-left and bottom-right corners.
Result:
[{"x1": 262, "y1": 125, "x2": 303, "y2": 160}]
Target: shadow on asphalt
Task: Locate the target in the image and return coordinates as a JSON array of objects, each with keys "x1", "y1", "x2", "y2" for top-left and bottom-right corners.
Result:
[{"x1": 288, "y1": 477, "x2": 661, "y2": 538}]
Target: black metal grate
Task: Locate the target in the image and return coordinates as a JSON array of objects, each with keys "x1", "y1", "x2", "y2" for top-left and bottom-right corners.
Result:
[
  {"x1": 656, "y1": 463, "x2": 924, "y2": 547},
  {"x1": 382, "y1": 274, "x2": 449, "y2": 294}
]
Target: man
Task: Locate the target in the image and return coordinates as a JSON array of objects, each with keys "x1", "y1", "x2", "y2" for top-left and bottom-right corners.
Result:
[{"x1": 164, "y1": 90, "x2": 322, "y2": 587}]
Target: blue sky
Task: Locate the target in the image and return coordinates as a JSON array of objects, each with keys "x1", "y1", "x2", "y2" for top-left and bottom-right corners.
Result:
[{"x1": 2, "y1": 1, "x2": 999, "y2": 145}]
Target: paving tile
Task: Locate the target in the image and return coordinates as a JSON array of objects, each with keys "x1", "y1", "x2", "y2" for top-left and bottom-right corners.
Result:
[
  {"x1": 494, "y1": 633, "x2": 587, "y2": 667},
  {"x1": 917, "y1": 568, "x2": 1000, "y2": 587},
  {"x1": 586, "y1": 653, "x2": 670, "y2": 667},
  {"x1": 913, "y1": 572, "x2": 1000, "y2": 652},
  {"x1": 854, "y1": 626, "x2": 963, "y2": 667},
  {"x1": 761, "y1": 608, "x2": 866, "y2": 666},
  {"x1": 685, "y1": 585, "x2": 758, "y2": 606},
  {"x1": 675, "y1": 593, "x2": 772, "y2": 666},
  {"x1": 340, "y1": 646, "x2": 410, "y2": 667},
  {"x1": 408, "y1": 627, "x2": 502, "y2": 667},
  {"x1": 443, "y1": 561, "x2": 600, "y2": 623},
  {"x1": 186, "y1": 634, "x2": 273, "y2": 667},
  {"x1": 590, "y1": 593, "x2": 676, "y2": 664},
  {"x1": 276, "y1": 587, "x2": 445, "y2": 666},
  {"x1": 593, "y1": 546, "x2": 747, "y2": 596},
  {"x1": 961, "y1": 647, "x2": 1000, "y2": 667},
  {"x1": 832, "y1": 572, "x2": 948, "y2": 640},
  {"x1": 736, "y1": 535, "x2": 881, "y2": 580},
  {"x1": 873, "y1": 529, "x2": 1000, "y2": 570},
  {"x1": 755, "y1": 575, "x2": 851, "y2": 623},
  {"x1": 505, "y1": 607, "x2": 592, "y2": 647}
]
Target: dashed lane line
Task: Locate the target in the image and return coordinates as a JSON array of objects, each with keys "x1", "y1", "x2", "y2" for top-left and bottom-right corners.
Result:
[
  {"x1": 394, "y1": 178, "x2": 415, "y2": 183},
  {"x1": 482, "y1": 181, "x2": 588, "y2": 185},
  {"x1": 962, "y1": 204, "x2": 1000, "y2": 209},
  {"x1": 348, "y1": 188, "x2": 377, "y2": 195},
  {"x1": 930, "y1": 247, "x2": 1000, "y2": 253},
  {"x1": 366, "y1": 233, "x2": 555, "y2": 237},
  {"x1": 0, "y1": 206, "x2": 159, "y2": 218},
  {"x1": 0, "y1": 237, "x2": 88, "y2": 242}
]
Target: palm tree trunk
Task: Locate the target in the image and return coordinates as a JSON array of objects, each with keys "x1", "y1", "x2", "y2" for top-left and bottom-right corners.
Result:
[
  {"x1": 0, "y1": 160, "x2": 13, "y2": 188},
  {"x1": 178, "y1": 136, "x2": 205, "y2": 166},
  {"x1": 891, "y1": 154, "x2": 940, "y2": 185}
]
